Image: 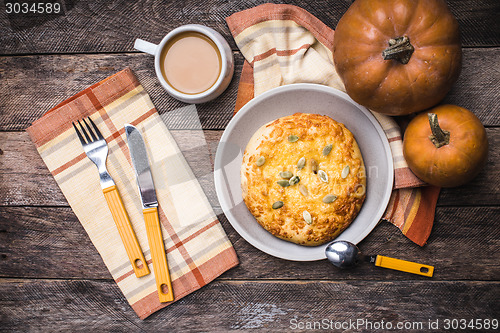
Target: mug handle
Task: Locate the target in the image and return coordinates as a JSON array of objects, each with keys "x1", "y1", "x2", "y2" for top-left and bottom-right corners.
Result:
[{"x1": 134, "y1": 39, "x2": 158, "y2": 56}]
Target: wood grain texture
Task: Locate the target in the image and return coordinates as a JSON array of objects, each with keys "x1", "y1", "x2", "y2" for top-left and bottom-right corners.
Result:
[
  {"x1": 1, "y1": 50, "x2": 499, "y2": 131},
  {"x1": 1, "y1": 0, "x2": 498, "y2": 56},
  {"x1": 0, "y1": 207, "x2": 108, "y2": 279},
  {"x1": 1, "y1": 0, "x2": 499, "y2": 328},
  {"x1": 0, "y1": 53, "x2": 242, "y2": 131},
  {"x1": 1, "y1": 206, "x2": 499, "y2": 281},
  {"x1": 0, "y1": 278, "x2": 498, "y2": 331},
  {"x1": 1, "y1": 129, "x2": 498, "y2": 207},
  {"x1": 0, "y1": 130, "x2": 223, "y2": 207}
]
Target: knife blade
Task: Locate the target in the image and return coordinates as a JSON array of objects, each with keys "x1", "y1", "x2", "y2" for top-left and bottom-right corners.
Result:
[{"x1": 125, "y1": 124, "x2": 174, "y2": 303}]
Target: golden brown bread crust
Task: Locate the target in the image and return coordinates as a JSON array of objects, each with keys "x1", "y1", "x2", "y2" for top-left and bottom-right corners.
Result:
[{"x1": 241, "y1": 113, "x2": 366, "y2": 246}]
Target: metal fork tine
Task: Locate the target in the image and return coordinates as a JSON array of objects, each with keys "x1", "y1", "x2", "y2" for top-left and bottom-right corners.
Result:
[
  {"x1": 83, "y1": 118, "x2": 98, "y2": 141},
  {"x1": 73, "y1": 122, "x2": 87, "y2": 145},
  {"x1": 87, "y1": 117, "x2": 104, "y2": 140},
  {"x1": 78, "y1": 119, "x2": 92, "y2": 143}
]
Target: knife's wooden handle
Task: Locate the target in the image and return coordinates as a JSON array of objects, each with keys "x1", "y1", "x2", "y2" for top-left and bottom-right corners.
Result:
[
  {"x1": 103, "y1": 185, "x2": 150, "y2": 278},
  {"x1": 375, "y1": 255, "x2": 434, "y2": 277},
  {"x1": 143, "y1": 207, "x2": 174, "y2": 302}
]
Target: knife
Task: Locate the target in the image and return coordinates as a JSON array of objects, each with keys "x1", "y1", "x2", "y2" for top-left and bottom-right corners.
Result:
[{"x1": 125, "y1": 124, "x2": 174, "y2": 303}]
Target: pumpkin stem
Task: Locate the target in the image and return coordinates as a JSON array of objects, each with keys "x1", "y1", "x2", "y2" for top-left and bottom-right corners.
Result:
[
  {"x1": 382, "y1": 36, "x2": 415, "y2": 64},
  {"x1": 428, "y1": 113, "x2": 450, "y2": 148}
]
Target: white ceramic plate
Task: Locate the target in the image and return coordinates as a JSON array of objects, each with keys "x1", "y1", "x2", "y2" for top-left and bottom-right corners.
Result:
[{"x1": 214, "y1": 84, "x2": 393, "y2": 261}]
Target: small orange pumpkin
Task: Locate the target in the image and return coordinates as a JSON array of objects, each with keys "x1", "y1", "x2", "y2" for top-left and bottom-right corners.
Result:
[
  {"x1": 333, "y1": 0, "x2": 462, "y2": 115},
  {"x1": 403, "y1": 105, "x2": 488, "y2": 187}
]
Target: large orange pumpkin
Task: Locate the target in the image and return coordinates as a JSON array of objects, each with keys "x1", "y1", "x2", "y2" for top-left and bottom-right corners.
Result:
[
  {"x1": 333, "y1": 0, "x2": 462, "y2": 115},
  {"x1": 403, "y1": 105, "x2": 488, "y2": 187}
]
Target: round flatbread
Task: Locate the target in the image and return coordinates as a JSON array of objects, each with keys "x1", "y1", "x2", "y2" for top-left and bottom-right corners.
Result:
[{"x1": 241, "y1": 113, "x2": 366, "y2": 246}]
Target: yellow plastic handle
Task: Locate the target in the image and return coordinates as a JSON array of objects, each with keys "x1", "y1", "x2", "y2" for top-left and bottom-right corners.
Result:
[
  {"x1": 103, "y1": 185, "x2": 150, "y2": 278},
  {"x1": 375, "y1": 255, "x2": 434, "y2": 277},
  {"x1": 143, "y1": 207, "x2": 174, "y2": 303}
]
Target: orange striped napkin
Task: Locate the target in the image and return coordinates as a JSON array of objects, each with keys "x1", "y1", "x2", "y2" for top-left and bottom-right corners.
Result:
[
  {"x1": 226, "y1": 4, "x2": 440, "y2": 246},
  {"x1": 26, "y1": 68, "x2": 238, "y2": 319}
]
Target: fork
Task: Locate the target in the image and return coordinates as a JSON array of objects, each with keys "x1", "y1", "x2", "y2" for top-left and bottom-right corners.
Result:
[{"x1": 73, "y1": 117, "x2": 150, "y2": 278}]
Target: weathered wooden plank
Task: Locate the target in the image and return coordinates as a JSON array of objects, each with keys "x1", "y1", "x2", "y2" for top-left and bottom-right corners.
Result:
[
  {"x1": 0, "y1": 131, "x2": 64, "y2": 207},
  {"x1": 1, "y1": 128, "x2": 498, "y2": 207},
  {"x1": 1, "y1": 48, "x2": 499, "y2": 131},
  {"x1": 0, "y1": 0, "x2": 498, "y2": 56},
  {"x1": 224, "y1": 206, "x2": 500, "y2": 281},
  {"x1": 442, "y1": 48, "x2": 500, "y2": 127},
  {"x1": 0, "y1": 207, "x2": 108, "y2": 279},
  {"x1": 447, "y1": 0, "x2": 500, "y2": 47},
  {"x1": 0, "y1": 130, "x2": 223, "y2": 207},
  {"x1": 0, "y1": 53, "x2": 242, "y2": 131},
  {"x1": 0, "y1": 278, "x2": 498, "y2": 332},
  {"x1": 1, "y1": 206, "x2": 498, "y2": 281}
]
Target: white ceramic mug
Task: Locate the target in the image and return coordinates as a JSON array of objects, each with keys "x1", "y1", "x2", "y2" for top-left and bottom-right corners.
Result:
[{"x1": 134, "y1": 24, "x2": 234, "y2": 104}]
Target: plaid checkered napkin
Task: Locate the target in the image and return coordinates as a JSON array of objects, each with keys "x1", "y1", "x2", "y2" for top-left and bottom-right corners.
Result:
[
  {"x1": 26, "y1": 68, "x2": 238, "y2": 319},
  {"x1": 226, "y1": 4, "x2": 440, "y2": 246}
]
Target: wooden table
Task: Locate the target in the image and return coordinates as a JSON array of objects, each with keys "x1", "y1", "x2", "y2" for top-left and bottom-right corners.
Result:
[{"x1": 1, "y1": 1, "x2": 499, "y2": 331}]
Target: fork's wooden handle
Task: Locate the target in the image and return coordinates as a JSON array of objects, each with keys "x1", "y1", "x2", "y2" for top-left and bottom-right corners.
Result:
[
  {"x1": 375, "y1": 255, "x2": 434, "y2": 277},
  {"x1": 143, "y1": 207, "x2": 174, "y2": 302},
  {"x1": 103, "y1": 185, "x2": 150, "y2": 278}
]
